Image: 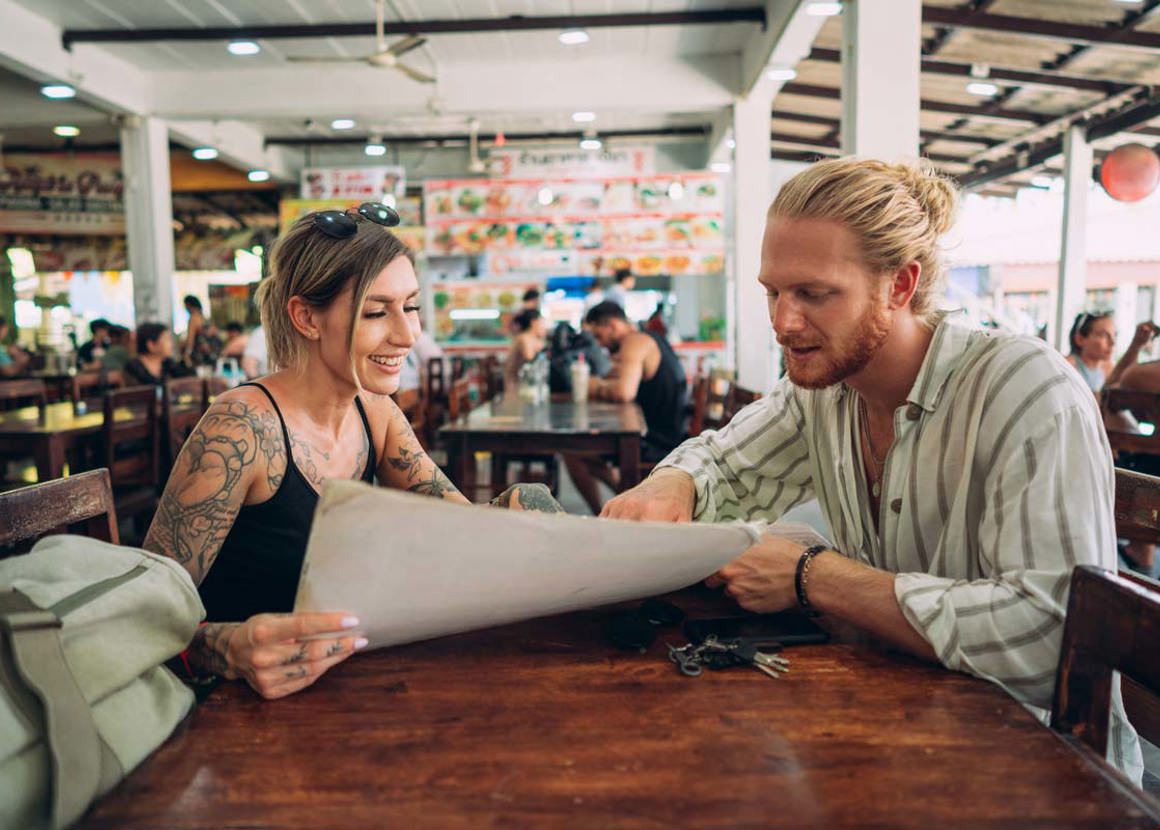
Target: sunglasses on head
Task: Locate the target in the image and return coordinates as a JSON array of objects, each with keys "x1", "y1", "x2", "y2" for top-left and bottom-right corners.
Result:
[{"x1": 312, "y1": 202, "x2": 401, "y2": 239}]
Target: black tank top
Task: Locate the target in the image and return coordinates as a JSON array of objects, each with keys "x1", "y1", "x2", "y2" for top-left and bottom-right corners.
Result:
[
  {"x1": 635, "y1": 331, "x2": 688, "y2": 456},
  {"x1": 198, "y1": 382, "x2": 376, "y2": 621}
]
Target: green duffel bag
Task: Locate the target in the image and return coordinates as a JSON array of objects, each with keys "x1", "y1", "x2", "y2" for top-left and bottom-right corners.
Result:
[{"x1": 0, "y1": 535, "x2": 204, "y2": 830}]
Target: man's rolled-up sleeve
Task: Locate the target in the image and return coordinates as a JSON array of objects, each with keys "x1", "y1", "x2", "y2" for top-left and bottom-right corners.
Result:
[
  {"x1": 894, "y1": 405, "x2": 1115, "y2": 710},
  {"x1": 656, "y1": 379, "x2": 815, "y2": 524}
]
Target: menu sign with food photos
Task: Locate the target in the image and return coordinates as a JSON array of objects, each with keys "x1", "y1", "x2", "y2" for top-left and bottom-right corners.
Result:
[
  {"x1": 488, "y1": 146, "x2": 655, "y2": 179},
  {"x1": 0, "y1": 153, "x2": 125, "y2": 235},
  {"x1": 423, "y1": 172, "x2": 724, "y2": 277},
  {"x1": 300, "y1": 166, "x2": 406, "y2": 200}
]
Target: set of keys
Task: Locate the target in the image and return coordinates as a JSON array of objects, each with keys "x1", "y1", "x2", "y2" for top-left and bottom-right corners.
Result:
[{"x1": 667, "y1": 634, "x2": 790, "y2": 679}]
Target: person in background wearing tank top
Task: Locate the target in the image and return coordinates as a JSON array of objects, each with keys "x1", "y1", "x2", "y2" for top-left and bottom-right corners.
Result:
[
  {"x1": 144, "y1": 204, "x2": 560, "y2": 701},
  {"x1": 1065, "y1": 311, "x2": 1156, "y2": 396},
  {"x1": 563, "y1": 300, "x2": 687, "y2": 515}
]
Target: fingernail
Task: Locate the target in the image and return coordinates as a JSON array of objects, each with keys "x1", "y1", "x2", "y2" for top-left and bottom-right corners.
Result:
[
  {"x1": 341, "y1": 616, "x2": 360, "y2": 628},
  {"x1": 354, "y1": 637, "x2": 369, "y2": 650}
]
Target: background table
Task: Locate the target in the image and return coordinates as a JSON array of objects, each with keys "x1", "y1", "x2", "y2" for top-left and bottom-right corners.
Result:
[
  {"x1": 77, "y1": 588, "x2": 1159, "y2": 829},
  {"x1": 0, "y1": 401, "x2": 123, "y2": 481},
  {"x1": 440, "y1": 394, "x2": 647, "y2": 494}
]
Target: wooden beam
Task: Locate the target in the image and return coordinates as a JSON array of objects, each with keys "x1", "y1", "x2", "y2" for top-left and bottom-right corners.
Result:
[
  {"x1": 922, "y1": 6, "x2": 1160, "y2": 51},
  {"x1": 779, "y1": 82, "x2": 1050, "y2": 124}
]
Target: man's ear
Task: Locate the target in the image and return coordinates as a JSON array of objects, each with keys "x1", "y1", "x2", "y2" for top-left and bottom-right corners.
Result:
[
  {"x1": 286, "y1": 296, "x2": 320, "y2": 341},
  {"x1": 887, "y1": 261, "x2": 922, "y2": 310}
]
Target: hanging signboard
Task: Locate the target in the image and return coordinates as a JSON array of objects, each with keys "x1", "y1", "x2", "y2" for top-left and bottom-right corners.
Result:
[
  {"x1": 488, "y1": 146, "x2": 655, "y2": 179},
  {"x1": 0, "y1": 153, "x2": 125, "y2": 235},
  {"x1": 300, "y1": 166, "x2": 406, "y2": 200}
]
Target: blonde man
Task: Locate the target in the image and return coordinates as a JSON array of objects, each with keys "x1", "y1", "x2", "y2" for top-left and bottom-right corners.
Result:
[{"x1": 604, "y1": 158, "x2": 1143, "y2": 783}]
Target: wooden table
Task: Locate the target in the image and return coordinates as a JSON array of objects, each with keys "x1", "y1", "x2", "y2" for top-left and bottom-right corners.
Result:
[
  {"x1": 440, "y1": 394, "x2": 647, "y2": 494},
  {"x1": 0, "y1": 400, "x2": 145, "y2": 481},
  {"x1": 77, "y1": 589, "x2": 1159, "y2": 829}
]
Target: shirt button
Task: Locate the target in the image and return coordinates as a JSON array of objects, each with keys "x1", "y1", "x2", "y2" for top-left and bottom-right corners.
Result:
[
  {"x1": 890, "y1": 498, "x2": 903, "y2": 513},
  {"x1": 906, "y1": 403, "x2": 922, "y2": 421}
]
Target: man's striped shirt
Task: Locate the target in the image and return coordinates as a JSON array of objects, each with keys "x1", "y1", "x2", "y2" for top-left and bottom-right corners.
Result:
[{"x1": 659, "y1": 315, "x2": 1143, "y2": 782}]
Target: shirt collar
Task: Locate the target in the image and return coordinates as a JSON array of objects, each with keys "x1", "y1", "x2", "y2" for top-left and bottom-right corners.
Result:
[{"x1": 904, "y1": 312, "x2": 974, "y2": 413}]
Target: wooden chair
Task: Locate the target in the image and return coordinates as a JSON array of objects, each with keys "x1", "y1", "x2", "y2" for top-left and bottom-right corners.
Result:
[
  {"x1": 1051, "y1": 565, "x2": 1160, "y2": 791},
  {"x1": 0, "y1": 378, "x2": 47, "y2": 411},
  {"x1": 479, "y1": 355, "x2": 504, "y2": 402},
  {"x1": 446, "y1": 376, "x2": 475, "y2": 423},
  {"x1": 101, "y1": 386, "x2": 161, "y2": 536},
  {"x1": 1103, "y1": 387, "x2": 1160, "y2": 457},
  {"x1": 69, "y1": 369, "x2": 124, "y2": 404},
  {"x1": 726, "y1": 384, "x2": 762, "y2": 422},
  {"x1": 161, "y1": 377, "x2": 208, "y2": 474},
  {"x1": 687, "y1": 374, "x2": 710, "y2": 437},
  {"x1": 0, "y1": 468, "x2": 119, "y2": 555}
]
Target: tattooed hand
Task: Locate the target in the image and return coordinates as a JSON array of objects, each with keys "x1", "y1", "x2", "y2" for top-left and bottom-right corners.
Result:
[
  {"x1": 490, "y1": 483, "x2": 565, "y2": 514},
  {"x1": 189, "y1": 612, "x2": 369, "y2": 699}
]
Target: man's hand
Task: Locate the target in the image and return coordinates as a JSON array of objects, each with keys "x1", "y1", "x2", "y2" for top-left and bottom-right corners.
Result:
[
  {"x1": 708, "y1": 536, "x2": 807, "y2": 613},
  {"x1": 600, "y1": 468, "x2": 695, "y2": 522}
]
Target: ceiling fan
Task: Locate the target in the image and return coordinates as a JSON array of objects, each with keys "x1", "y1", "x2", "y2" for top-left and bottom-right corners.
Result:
[{"x1": 287, "y1": 0, "x2": 435, "y2": 84}]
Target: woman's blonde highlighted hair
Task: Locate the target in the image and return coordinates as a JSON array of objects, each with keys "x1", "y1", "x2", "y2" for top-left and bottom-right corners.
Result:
[
  {"x1": 256, "y1": 214, "x2": 414, "y2": 372},
  {"x1": 769, "y1": 157, "x2": 959, "y2": 327}
]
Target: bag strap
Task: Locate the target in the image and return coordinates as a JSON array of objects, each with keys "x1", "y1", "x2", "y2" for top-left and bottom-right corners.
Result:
[{"x1": 0, "y1": 589, "x2": 102, "y2": 830}]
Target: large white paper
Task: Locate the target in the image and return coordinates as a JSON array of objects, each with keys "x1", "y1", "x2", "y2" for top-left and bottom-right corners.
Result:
[{"x1": 294, "y1": 480, "x2": 765, "y2": 649}]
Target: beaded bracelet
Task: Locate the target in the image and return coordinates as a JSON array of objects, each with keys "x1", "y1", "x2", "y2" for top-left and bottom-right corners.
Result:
[{"x1": 794, "y1": 544, "x2": 829, "y2": 616}]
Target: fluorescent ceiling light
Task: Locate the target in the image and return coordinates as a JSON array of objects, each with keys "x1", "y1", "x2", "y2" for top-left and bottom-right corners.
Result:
[
  {"x1": 559, "y1": 28, "x2": 590, "y2": 45},
  {"x1": 41, "y1": 84, "x2": 76, "y2": 99},
  {"x1": 766, "y1": 67, "x2": 797, "y2": 82},
  {"x1": 710, "y1": 162, "x2": 732, "y2": 173},
  {"x1": 52, "y1": 125, "x2": 80, "y2": 137},
  {"x1": 364, "y1": 143, "x2": 387, "y2": 157},
  {"x1": 247, "y1": 169, "x2": 271, "y2": 182},
  {"x1": 192, "y1": 147, "x2": 219, "y2": 160},
  {"x1": 805, "y1": 2, "x2": 843, "y2": 16},
  {"x1": 449, "y1": 309, "x2": 501, "y2": 321},
  {"x1": 966, "y1": 81, "x2": 999, "y2": 96},
  {"x1": 227, "y1": 40, "x2": 260, "y2": 56},
  {"x1": 331, "y1": 118, "x2": 356, "y2": 130},
  {"x1": 580, "y1": 137, "x2": 602, "y2": 151},
  {"x1": 572, "y1": 111, "x2": 596, "y2": 123}
]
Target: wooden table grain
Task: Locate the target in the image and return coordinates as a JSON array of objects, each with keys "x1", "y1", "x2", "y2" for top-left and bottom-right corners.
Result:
[
  {"x1": 77, "y1": 589, "x2": 1160, "y2": 829},
  {"x1": 0, "y1": 401, "x2": 125, "y2": 481},
  {"x1": 440, "y1": 394, "x2": 647, "y2": 495}
]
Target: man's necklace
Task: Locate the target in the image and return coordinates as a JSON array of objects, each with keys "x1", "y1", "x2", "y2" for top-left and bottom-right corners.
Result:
[{"x1": 858, "y1": 397, "x2": 889, "y2": 499}]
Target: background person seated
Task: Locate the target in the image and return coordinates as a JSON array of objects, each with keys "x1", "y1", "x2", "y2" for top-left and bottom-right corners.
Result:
[
  {"x1": 563, "y1": 301, "x2": 687, "y2": 514},
  {"x1": 125, "y1": 323, "x2": 195, "y2": 386}
]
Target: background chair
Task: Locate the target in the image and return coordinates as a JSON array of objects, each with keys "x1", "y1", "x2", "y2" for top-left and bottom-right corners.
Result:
[
  {"x1": 0, "y1": 379, "x2": 47, "y2": 411},
  {"x1": 161, "y1": 377, "x2": 208, "y2": 475},
  {"x1": 0, "y1": 468, "x2": 119, "y2": 556},
  {"x1": 69, "y1": 370, "x2": 124, "y2": 404},
  {"x1": 101, "y1": 386, "x2": 161, "y2": 541}
]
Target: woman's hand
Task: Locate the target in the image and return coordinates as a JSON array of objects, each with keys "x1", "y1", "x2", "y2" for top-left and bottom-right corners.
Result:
[
  {"x1": 1130, "y1": 321, "x2": 1158, "y2": 352},
  {"x1": 197, "y1": 612, "x2": 367, "y2": 699}
]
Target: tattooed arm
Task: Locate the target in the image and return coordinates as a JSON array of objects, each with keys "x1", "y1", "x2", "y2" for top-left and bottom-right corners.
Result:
[{"x1": 376, "y1": 395, "x2": 471, "y2": 503}]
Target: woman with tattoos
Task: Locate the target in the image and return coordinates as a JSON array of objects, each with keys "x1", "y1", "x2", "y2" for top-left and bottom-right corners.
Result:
[{"x1": 145, "y1": 204, "x2": 559, "y2": 700}]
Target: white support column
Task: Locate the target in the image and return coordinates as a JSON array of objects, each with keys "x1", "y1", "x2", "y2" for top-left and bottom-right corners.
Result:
[
  {"x1": 730, "y1": 84, "x2": 779, "y2": 393},
  {"x1": 119, "y1": 116, "x2": 176, "y2": 326},
  {"x1": 1054, "y1": 124, "x2": 1093, "y2": 353},
  {"x1": 841, "y1": 0, "x2": 921, "y2": 158}
]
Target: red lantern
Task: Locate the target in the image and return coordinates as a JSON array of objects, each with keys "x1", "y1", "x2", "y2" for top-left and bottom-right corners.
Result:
[{"x1": 1100, "y1": 143, "x2": 1160, "y2": 203}]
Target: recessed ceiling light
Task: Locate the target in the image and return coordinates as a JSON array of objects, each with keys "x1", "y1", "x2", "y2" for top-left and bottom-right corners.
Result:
[
  {"x1": 247, "y1": 169, "x2": 271, "y2": 182},
  {"x1": 559, "y1": 28, "x2": 589, "y2": 45},
  {"x1": 52, "y1": 125, "x2": 80, "y2": 137},
  {"x1": 710, "y1": 162, "x2": 732, "y2": 173},
  {"x1": 572, "y1": 111, "x2": 596, "y2": 123},
  {"x1": 331, "y1": 118, "x2": 356, "y2": 130},
  {"x1": 766, "y1": 67, "x2": 797, "y2": 82},
  {"x1": 364, "y1": 142, "x2": 387, "y2": 157},
  {"x1": 537, "y1": 186, "x2": 554, "y2": 206},
  {"x1": 192, "y1": 147, "x2": 219, "y2": 160},
  {"x1": 966, "y1": 81, "x2": 999, "y2": 96},
  {"x1": 580, "y1": 137, "x2": 602, "y2": 151},
  {"x1": 41, "y1": 84, "x2": 76, "y2": 99},
  {"x1": 667, "y1": 181, "x2": 685, "y2": 201},
  {"x1": 227, "y1": 40, "x2": 260, "y2": 56},
  {"x1": 805, "y1": 2, "x2": 843, "y2": 16}
]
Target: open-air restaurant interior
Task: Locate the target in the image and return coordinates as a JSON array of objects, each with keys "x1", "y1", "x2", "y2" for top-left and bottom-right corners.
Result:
[{"x1": 2, "y1": 0, "x2": 1160, "y2": 827}]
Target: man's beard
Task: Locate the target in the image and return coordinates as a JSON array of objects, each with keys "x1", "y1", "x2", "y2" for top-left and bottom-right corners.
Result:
[{"x1": 781, "y1": 302, "x2": 892, "y2": 390}]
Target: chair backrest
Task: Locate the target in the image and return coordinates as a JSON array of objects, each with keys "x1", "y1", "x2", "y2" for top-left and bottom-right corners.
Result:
[
  {"x1": 726, "y1": 384, "x2": 761, "y2": 421},
  {"x1": 161, "y1": 377, "x2": 208, "y2": 470},
  {"x1": 447, "y1": 377, "x2": 474, "y2": 423},
  {"x1": 1051, "y1": 565, "x2": 1160, "y2": 754},
  {"x1": 1103, "y1": 388, "x2": 1160, "y2": 456},
  {"x1": 479, "y1": 355, "x2": 504, "y2": 402},
  {"x1": 101, "y1": 385, "x2": 160, "y2": 489},
  {"x1": 0, "y1": 378, "x2": 47, "y2": 411},
  {"x1": 0, "y1": 468, "x2": 119, "y2": 552},
  {"x1": 1113, "y1": 468, "x2": 1160, "y2": 545},
  {"x1": 70, "y1": 370, "x2": 124, "y2": 404},
  {"x1": 688, "y1": 374, "x2": 710, "y2": 436}
]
